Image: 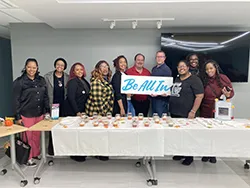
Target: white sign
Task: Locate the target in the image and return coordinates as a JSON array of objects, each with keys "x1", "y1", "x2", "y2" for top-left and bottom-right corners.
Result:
[{"x1": 121, "y1": 75, "x2": 173, "y2": 95}]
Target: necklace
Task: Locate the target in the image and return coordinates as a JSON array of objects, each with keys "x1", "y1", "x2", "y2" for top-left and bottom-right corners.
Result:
[{"x1": 58, "y1": 78, "x2": 63, "y2": 87}]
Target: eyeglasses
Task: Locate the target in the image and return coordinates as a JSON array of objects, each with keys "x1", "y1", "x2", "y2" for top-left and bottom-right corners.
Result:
[
  {"x1": 56, "y1": 64, "x2": 65, "y2": 67},
  {"x1": 100, "y1": 65, "x2": 109, "y2": 69},
  {"x1": 190, "y1": 58, "x2": 198, "y2": 61},
  {"x1": 156, "y1": 56, "x2": 165, "y2": 58}
]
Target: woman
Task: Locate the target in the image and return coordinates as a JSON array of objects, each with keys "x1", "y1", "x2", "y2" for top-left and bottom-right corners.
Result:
[
  {"x1": 13, "y1": 58, "x2": 50, "y2": 167},
  {"x1": 64, "y1": 62, "x2": 90, "y2": 162},
  {"x1": 200, "y1": 60, "x2": 234, "y2": 164},
  {"x1": 44, "y1": 58, "x2": 69, "y2": 116},
  {"x1": 85, "y1": 60, "x2": 114, "y2": 117},
  {"x1": 169, "y1": 60, "x2": 204, "y2": 166},
  {"x1": 85, "y1": 60, "x2": 113, "y2": 161},
  {"x1": 44, "y1": 58, "x2": 69, "y2": 156},
  {"x1": 111, "y1": 55, "x2": 128, "y2": 116},
  {"x1": 186, "y1": 53, "x2": 200, "y2": 76},
  {"x1": 64, "y1": 63, "x2": 90, "y2": 117}
]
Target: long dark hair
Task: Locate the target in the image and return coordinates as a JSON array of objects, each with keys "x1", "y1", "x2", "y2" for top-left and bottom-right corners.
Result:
[
  {"x1": 201, "y1": 60, "x2": 223, "y2": 88},
  {"x1": 21, "y1": 58, "x2": 40, "y2": 77},
  {"x1": 113, "y1": 55, "x2": 128, "y2": 71}
]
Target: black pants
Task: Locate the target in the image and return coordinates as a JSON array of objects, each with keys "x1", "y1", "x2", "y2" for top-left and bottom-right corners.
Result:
[
  {"x1": 131, "y1": 99, "x2": 150, "y2": 117},
  {"x1": 48, "y1": 132, "x2": 54, "y2": 156},
  {"x1": 171, "y1": 114, "x2": 184, "y2": 118}
]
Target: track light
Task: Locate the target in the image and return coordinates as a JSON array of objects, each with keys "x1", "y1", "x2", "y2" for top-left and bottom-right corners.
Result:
[
  {"x1": 110, "y1": 21, "x2": 115, "y2": 29},
  {"x1": 157, "y1": 20, "x2": 162, "y2": 29},
  {"x1": 132, "y1": 20, "x2": 137, "y2": 29}
]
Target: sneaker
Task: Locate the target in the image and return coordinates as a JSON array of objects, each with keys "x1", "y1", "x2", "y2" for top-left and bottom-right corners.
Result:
[
  {"x1": 33, "y1": 156, "x2": 41, "y2": 160},
  {"x1": 173, "y1": 156, "x2": 185, "y2": 161},
  {"x1": 26, "y1": 159, "x2": 37, "y2": 167},
  {"x1": 95, "y1": 156, "x2": 109, "y2": 161},
  {"x1": 209, "y1": 157, "x2": 217, "y2": 164},
  {"x1": 201, "y1": 157, "x2": 209, "y2": 162},
  {"x1": 182, "y1": 157, "x2": 193, "y2": 166}
]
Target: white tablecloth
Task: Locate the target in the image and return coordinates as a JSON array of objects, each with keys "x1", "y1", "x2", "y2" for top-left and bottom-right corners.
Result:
[
  {"x1": 52, "y1": 117, "x2": 164, "y2": 157},
  {"x1": 52, "y1": 117, "x2": 250, "y2": 158},
  {"x1": 164, "y1": 118, "x2": 250, "y2": 157}
]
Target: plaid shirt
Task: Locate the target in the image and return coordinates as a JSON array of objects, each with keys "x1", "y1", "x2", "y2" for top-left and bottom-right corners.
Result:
[{"x1": 85, "y1": 78, "x2": 114, "y2": 116}]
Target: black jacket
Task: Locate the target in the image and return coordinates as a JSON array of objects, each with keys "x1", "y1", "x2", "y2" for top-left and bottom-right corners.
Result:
[
  {"x1": 13, "y1": 74, "x2": 50, "y2": 120},
  {"x1": 111, "y1": 71, "x2": 127, "y2": 116},
  {"x1": 64, "y1": 77, "x2": 90, "y2": 116}
]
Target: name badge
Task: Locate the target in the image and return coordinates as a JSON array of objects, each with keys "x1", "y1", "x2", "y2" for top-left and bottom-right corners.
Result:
[{"x1": 82, "y1": 90, "x2": 85, "y2": 94}]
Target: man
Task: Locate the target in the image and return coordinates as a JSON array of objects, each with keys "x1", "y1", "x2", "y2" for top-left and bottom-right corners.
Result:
[
  {"x1": 151, "y1": 51, "x2": 172, "y2": 117},
  {"x1": 186, "y1": 53, "x2": 200, "y2": 76},
  {"x1": 126, "y1": 53, "x2": 151, "y2": 116}
]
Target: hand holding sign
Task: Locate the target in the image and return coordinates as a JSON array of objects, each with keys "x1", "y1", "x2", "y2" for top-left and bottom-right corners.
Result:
[{"x1": 121, "y1": 75, "x2": 173, "y2": 95}]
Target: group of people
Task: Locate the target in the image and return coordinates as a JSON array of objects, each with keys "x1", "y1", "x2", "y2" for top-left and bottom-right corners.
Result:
[{"x1": 12, "y1": 51, "x2": 234, "y2": 167}]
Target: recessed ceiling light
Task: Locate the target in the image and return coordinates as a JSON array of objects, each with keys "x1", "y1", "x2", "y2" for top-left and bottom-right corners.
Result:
[
  {"x1": 110, "y1": 21, "x2": 115, "y2": 29},
  {"x1": 132, "y1": 21, "x2": 137, "y2": 29},
  {"x1": 157, "y1": 20, "x2": 162, "y2": 29}
]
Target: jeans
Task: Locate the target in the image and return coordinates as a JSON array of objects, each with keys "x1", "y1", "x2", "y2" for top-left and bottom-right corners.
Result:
[
  {"x1": 151, "y1": 97, "x2": 169, "y2": 117},
  {"x1": 127, "y1": 100, "x2": 135, "y2": 116}
]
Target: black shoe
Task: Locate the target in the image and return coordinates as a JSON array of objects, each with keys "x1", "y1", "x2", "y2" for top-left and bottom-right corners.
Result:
[
  {"x1": 70, "y1": 156, "x2": 86, "y2": 162},
  {"x1": 48, "y1": 151, "x2": 54, "y2": 156},
  {"x1": 209, "y1": 157, "x2": 217, "y2": 164},
  {"x1": 202, "y1": 157, "x2": 209, "y2": 162},
  {"x1": 173, "y1": 156, "x2": 185, "y2": 161},
  {"x1": 95, "y1": 156, "x2": 109, "y2": 161},
  {"x1": 182, "y1": 157, "x2": 193, "y2": 166}
]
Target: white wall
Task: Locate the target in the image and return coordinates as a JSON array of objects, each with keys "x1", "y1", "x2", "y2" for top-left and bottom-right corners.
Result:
[{"x1": 10, "y1": 23, "x2": 250, "y2": 118}]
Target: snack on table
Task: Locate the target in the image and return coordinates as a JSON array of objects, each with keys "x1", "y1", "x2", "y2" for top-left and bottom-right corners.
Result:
[
  {"x1": 138, "y1": 113, "x2": 144, "y2": 120},
  {"x1": 174, "y1": 125, "x2": 180, "y2": 128},
  {"x1": 113, "y1": 121, "x2": 119, "y2": 128},
  {"x1": 153, "y1": 113, "x2": 159, "y2": 120},
  {"x1": 115, "y1": 114, "x2": 121, "y2": 120},
  {"x1": 127, "y1": 112, "x2": 132, "y2": 120},
  {"x1": 107, "y1": 112, "x2": 112, "y2": 119},
  {"x1": 168, "y1": 122, "x2": 174, "y2": 127},
  {"x1": 83, "y1": 115, "x2": 89, "y2": 123},
  {"x1": 155, "y1": 118, "x2": 160, "y2": 124},
  {"x1": 245, "y1": 125, "x2": 250, "y2": 128},
  {"x1": 162, "y1": 113, "x2": 168, "y2": 121},
  {"x1": 63, "y1": 125, "x2": 68, "y2": 128},
  {"x1": 79, "y1": 122, "x2": 85, "y2": 127},
  {"x1": 93, "y1": 121, "x2": 99, "y2": 127},
  {"x1": 104, "y1": 121, "x2": 109, "y2": 128},
  {"x1": 144, "y1": 121, "x2": 150, "y2": 127},
  {"x1": 93, "y1": 112, "x2": 98, "y2": 119},
  {"x1": 132, "y1": 120, "x2": 138, "y2": 128}
]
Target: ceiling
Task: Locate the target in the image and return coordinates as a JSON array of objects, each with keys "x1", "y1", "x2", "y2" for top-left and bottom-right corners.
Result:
[{"x1": 1, "y1": 0, "x2": 250, "y2": 38}]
